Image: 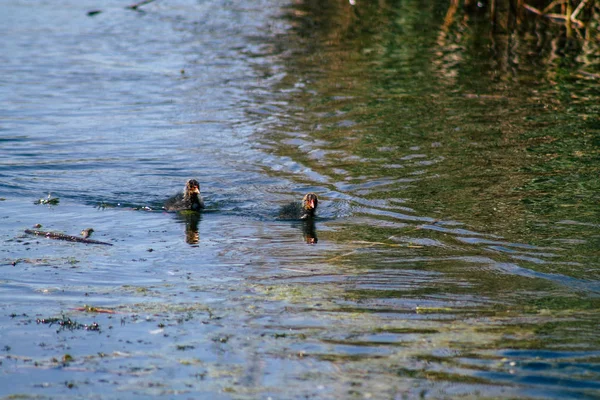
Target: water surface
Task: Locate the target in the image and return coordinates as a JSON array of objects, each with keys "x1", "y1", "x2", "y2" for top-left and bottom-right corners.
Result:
[{"x1": 1, "y1": 0, "x2": 600, "y2": 398}]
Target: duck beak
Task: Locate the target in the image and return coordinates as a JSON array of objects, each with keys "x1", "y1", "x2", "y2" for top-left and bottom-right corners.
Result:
[
  {"x1": 191, "y1": 186, "x2": 200, "y2": 195},
  {"x1": 306, "y1": 198, "x2": 315, "y2": 209}
]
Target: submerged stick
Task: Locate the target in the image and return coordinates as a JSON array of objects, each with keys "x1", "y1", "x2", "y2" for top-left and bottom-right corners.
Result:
[
  {"x1": 571, "y1": 0, "x2": 591, "y2": 19},
  {"x1": 127, "y1": 0, "x2": 156, "y2": 10},
  {"x1": 523, "y1": 3, "x2": 544, "y2": 15},
  {"x1": 542, "y1": 0, "x2": 567, "y2": 13},
  {"x1": 523, "y1": 2, "x2": 585, "y2": 27},
  {"x1": 24, "y1": 229, "x2": 113, "y2": 246}
]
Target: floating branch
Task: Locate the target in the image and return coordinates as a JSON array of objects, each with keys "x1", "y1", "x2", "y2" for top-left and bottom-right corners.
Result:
[
  {"x1": 24, "y1": 229, "x2": 113, "y2": 246},
  {"x1": 127, "y1": 0, "x2": 157, "y2": 10},
  {"x1": 74, "y1": 305, "x2": 116, "y2": 314}
]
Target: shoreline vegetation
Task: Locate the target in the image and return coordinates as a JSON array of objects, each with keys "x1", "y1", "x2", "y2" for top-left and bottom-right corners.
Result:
[
  {"x1": 445, "y1": 0, "x2": 598, "y2": 37},
  {"x1": 127, "y1": 0, "x2": 599, "y2": 35},
  {"x1": 96, "y1": 1, "x2": 599, "y2": 51},
  {"x1": 437, "y1": 0, "x2": 600, "y2": 79}
]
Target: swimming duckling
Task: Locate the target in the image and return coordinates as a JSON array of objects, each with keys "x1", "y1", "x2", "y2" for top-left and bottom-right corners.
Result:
[
  {"x1": 278, "y1": 193, "x2": 318, "y2": 220},
  {"x1": 164, "y1": 179, "x2": 204, "y2": 212}
]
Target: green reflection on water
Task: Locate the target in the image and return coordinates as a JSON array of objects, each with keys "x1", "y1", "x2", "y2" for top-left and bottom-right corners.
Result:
[
  {"x1": 247, "y1": 0, "x2": 600, "y2": 395},
  {"x1": 262, "y1": 0, "x2": 600, "y2": 285}
]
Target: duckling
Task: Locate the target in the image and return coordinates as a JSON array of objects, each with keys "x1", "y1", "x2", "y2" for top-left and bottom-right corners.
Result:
[
  {"x1": 278, "y1": 193, "x2": 318, "y2": 220},
  {"x1": 164, "y1": 179, "x2": 204, "y2": 211}
]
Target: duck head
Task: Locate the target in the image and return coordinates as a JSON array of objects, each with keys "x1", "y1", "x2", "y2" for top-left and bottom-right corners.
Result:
[
  {"x1": 300, "y1": 193, "x2": 318, "y2": 219},
  {"x1": 184, "y1": 179, "x2": 200, "y2": 197},
  {"x1": 183, "y1": 179, "x2": 203, "y2": 211}
]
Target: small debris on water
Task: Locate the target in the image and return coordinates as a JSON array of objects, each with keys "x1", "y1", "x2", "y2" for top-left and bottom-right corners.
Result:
[
  {"x1": 35, "y1": 194, "x2": 59, "y2": 205},
  {"x1": 37, "y1": 315, "x2": 101, "y2": 332},
  {"x1": 75, "y1": 305, "x2": 115, "y2": 314},
  {"x1": 81, "y1": 228, "x2": 94, "y2": 238}
]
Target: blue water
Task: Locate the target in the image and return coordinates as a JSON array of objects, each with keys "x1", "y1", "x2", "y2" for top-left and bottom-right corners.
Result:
[{"x1": 1, "y1": 0, "x2": 600, "y2": 398}]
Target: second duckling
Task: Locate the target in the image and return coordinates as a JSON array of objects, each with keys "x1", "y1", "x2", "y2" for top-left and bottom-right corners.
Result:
[
  {"x1": 164, "y1": 179, "x2": 204, "y2": 212},
  {"x1": 278, "y1": 193, "x2": 318, "y2": 220}
]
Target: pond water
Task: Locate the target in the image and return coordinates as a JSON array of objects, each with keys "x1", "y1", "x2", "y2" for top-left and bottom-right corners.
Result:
[{"x1": 1, "y1": 0, "x2": 600, "y2": 398}]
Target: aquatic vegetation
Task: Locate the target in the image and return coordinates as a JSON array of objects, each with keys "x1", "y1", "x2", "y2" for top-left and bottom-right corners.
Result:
[{"x1": 36, "y1": 315, "x2": 100, "y2": 333}]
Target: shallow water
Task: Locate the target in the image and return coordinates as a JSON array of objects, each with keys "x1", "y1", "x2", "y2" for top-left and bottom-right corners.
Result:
[{"x1": 1, "y1": 0, "x2": 600, "y2": 398}]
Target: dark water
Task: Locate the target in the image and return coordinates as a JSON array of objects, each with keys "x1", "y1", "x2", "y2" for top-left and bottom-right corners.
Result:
[{"x1": 1, "y1": 0, "x2": 600, "y2": 398}]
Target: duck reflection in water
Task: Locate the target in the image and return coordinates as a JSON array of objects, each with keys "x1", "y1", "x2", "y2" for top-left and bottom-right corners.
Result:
[
  {"x1": 278, "y1": 193, "x2": 319, "y2": 244},
  {"x1": 164, "y1": 179, "x2": 204, "y2": 244},
  {"x1": 176, "y1": 211, "x2": 201, "y2": 245},
  {"x1": 300, "y1": 219, "x2": 318, "y2": 244}
]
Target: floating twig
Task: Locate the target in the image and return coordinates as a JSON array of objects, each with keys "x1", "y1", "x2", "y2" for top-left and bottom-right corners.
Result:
[
  {"x1": 24, "y1": 229, "x2": 113, "y2": 246},
  {"x1": 74, "y1": 305, "x2": 116, "y2": 314},
  {"x1": 127, "y1": 0, "x2": 156, "y2": 10}
]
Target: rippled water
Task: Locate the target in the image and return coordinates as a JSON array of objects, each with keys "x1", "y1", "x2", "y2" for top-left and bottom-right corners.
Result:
[{"x1": 1, "y1": 0, "x2": 600, "y2": 398}]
